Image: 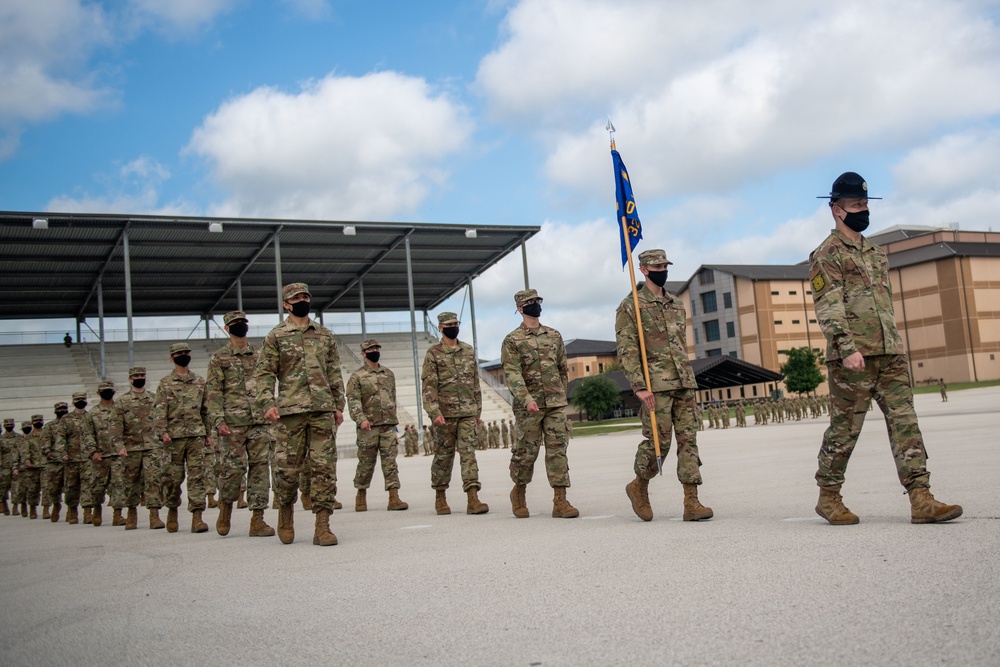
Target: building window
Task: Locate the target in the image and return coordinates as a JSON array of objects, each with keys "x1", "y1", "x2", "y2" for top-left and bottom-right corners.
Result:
[
  {"x1": 727, "y1": 388, "x2": 732, "y2": 399},
  {"x1": 771, "y1": 290, "x2": 779, "y2": 295},
  {"x1": 706, "y1": 348, "x2": 722, "y2": 357},
  {"x1": 598, "y1": 363, "x2": 604, "y2": 373},
  {"x1": 753, "y1": 386, "x2": 758, "y2": 396},
  {"x1": 723, "y1": 292, "x2": 732, "y2": 309},
  {"x1": 991, "y1": 354, "x2": 996, "y2": 361},
  {"x1": 729, "y1": 350, "x2": 738, "y2": 358},
  {"x1": 740, "y1": 386, "x2": 745, "y2": 397},
  {"x1": 726, "y1": 321, "x2": 735, "y2": 338},
  {"x1": 694, "y1": 328, "x2": 700, "y2": 344},
  {"x1": 704, "y1": 319, "x2": 720, "y2": 342},
  {"x1": 789, "y1": 290, "x2": 797, "y2": 295},
  {"x1": 809, "y1": 319, "x2": 817, "y2": 324},
  {"x1": 792, "y1": 319, "x2": 800, "y2": 324},
  {"x1": 774, "y1": 320, "x2": 783, "y2": 326},
  {"x1": 701, "y1": 291, "x2": 718, "y2": 313},
  {"x1": 690, "y1": 298, "x2": 697, "y2": 316},
  {"x1": 699, "y1": 268, "x2": 715, "y2": 285},
  {"x1": 917, "y1": 362, "x2": 923, "y2": 368},
  {"x1": 499, "y1": 374, "x2": 505, "y2": 385},
  {"x1": 586, "y1": 365, "x2": 590, "y2": 372}
]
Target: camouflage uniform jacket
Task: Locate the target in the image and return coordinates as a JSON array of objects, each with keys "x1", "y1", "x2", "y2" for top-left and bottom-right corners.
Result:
[
  {"x1": 41, "y1": 418, "x2": 63, "y2": 463},
  {"x1": 56, "y1": 411, "x2": 96, "y2": 463},
  {"x1": 20, "y1": 430, "x2": 46, "y2": 469},
  {"x1": 615, "y1": 284, "x2": 697, "y2": 392},
  {"x1": 346, "y1": 364, "x2": 398, "y2": 427},
  {"x1": 500, "y1": 323, "x2": 569, "y2": 409},
  {"x1": 206, "y1": 342, "x2": 266, "y2": 430},
  {"x1": 111, "y1": 390, "x2": 158, "y2": 452},
  {"x1": 86, "y1": 402, "x2": 118, "y2": 459},
  {"x1": 421, "y1": 340, "x2": 482, "y2": 420},
  {"x1": 154, "y1": 371, "x2": 210, "y2": 439},
  {"x1": 254, "y1": 318, "x2": 345, "y2": 416},
  {"x1": 809, "y1": 229, "x2": 904, "y2": 361},
  {"x1": 1, "y1": 431, "x2": 22, "y2": 472}
]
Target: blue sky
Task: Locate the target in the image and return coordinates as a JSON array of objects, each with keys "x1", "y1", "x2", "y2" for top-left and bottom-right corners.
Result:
[{"x1": 2, "y1": 0, "x2": 1000, "y2": 359}]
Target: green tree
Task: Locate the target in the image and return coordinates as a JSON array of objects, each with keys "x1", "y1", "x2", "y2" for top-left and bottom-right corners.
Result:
[
  {"x1": 570, "y1": 375, "x2": 621, "y2": 422},
  {"x1": 780, "y1": 347, "x2": 825, "y2": 395}
]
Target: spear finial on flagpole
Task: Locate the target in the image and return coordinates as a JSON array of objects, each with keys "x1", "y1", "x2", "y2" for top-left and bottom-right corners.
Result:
[{"x1": 606, "y1": 117, "x2": 616, "y2": 150}]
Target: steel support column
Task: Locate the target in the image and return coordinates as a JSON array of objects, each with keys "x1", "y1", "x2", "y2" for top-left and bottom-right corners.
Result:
[
  {"x1": 97, "y1": 276, "x2": 106, "y2": 380},
  {"x1": 274, "y1": 230, "x2": 283, "y2": 321},
  {"x1": 467, "y1": 276, "x2": 479, "y2": 362},
  {"x1": 359, "y1": 278, "x2": 367, "y2": 338},
  {"x1": 521, "y1": 240, "x2": 530, "y2": 289},
  {"x1": 123, "y1": 229, "x2": 134, "y2": 369},
  {"x1": 405, "y1": 236, "x2": 422, "y2": 431},
  {"x1": 237, "y1": 278, "x2": 243, "y2": 312}
]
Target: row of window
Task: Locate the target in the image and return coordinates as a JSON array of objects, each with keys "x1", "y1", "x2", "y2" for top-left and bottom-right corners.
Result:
[
  {"x1": 774, "y1": 319, "x2": 817, "y2": 325},
  {"x1": 694, "y1": 290, "x2": 733, "y2": 315},
  {"x1": 771, "y1": 290, "x2": 812, "y2": 296}
]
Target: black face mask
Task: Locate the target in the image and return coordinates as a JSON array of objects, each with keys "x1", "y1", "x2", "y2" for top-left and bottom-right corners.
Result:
[
  {"x1": 3, "y1": 425, "x2": 12, "y2": 432},
  {"x1": 32, "y1": 422, "x2": 43, "y2": 429},
  {"x1": 173, "y1": 354, "x2": 191, "y2": 367},
  {"x1": 99, "y1": 389, "x2": 115, "y2": 401},
  {"x1": 131, "y1": 378, "x2": 146, "y2": 389},
  {"x1": 365, "y1": 351, "x2": 381, "y2": 363},
  {"x1": 441, "y1": 326, "x2": 460, "y2": 340},
  {"x1": 55, "y1": 411, "x2": 67, "y2": 419},
  {"x1": 228, "y1": 322, "x2": 249, "y2": 338},
  {"x1": 841, "y1": 209, "x2": 870, "y2": 233},
  {"x1": 23, "y1": 427, "x2": 32, "y2": 434},
  {"x1": 521, "y1": 302, "x2": 542, "y2": 318},
  {"x1": 289, "y1": 300, "x2": 311, "y2": 318},
  {"x1": 646, "y1": 269, "x2": 669, "y2": 287},
  {"x1": 74, "y1": 401, "x2": 87, "y2": 410}
]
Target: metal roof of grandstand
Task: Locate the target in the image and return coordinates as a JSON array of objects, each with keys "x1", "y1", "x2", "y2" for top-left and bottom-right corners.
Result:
[
  {"x1": 567, "y1": 357, "x2": 783, "y2": 396},
  {"x1": 888, "y1": 241, "x2": 1000, "y2": 269},
  {"x1": 564, "y1": 338, "x2": 619, "y2": 357},
  {"x1": 0, "y1": 211, "x2": 540, "y2": 321}
]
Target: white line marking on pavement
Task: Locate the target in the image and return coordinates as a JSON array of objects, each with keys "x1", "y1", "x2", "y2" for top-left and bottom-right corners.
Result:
[
  {"x1": 783, "y1": 517, "x2": 822, "y2": 522},
  {"x1": 400, "y1": 524, "x2": 433, "y2": 530},
  {"x1": 581, "y1": 515, "x2": 614, "y2": 520}
]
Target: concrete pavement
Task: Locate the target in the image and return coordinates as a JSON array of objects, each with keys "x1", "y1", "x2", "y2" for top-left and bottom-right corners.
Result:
[{"x1": 1, "y1": 387, "x2": 998, "y2": 666}]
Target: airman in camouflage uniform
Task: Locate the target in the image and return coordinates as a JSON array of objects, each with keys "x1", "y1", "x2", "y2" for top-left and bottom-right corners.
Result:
[
  {"x1": 347, "y1": 339, "x2": 408, "y2": 513},
  {"x1": 87, "y1": 380, "x2": 123, "y2": 526},
  {"x1": 421, "y1": 312, "x2": 489, "y2": 515},
  {"x1": 1, "y1": 418, "x2": 20, "y2": 514},
  {"x1": 616, "y1": 248, "x2": 712, "y2": 523},
  {"x1": 18, "y1": 416, "x2": 47, "y2": 518},
  {"x1": 206, "y1": 311, "x2": 275, "y2": 538},
  {"x1": 810, "y1": 171, "x2": 961, "y2": 525},
  {"x1": 155, "y1": 342, "x2": 212, "y2": 533},
  {"x1": 938, "y1": 379, "x2": 948, "y2": 402},
  {"x1": 56, "y1": 391, "x2": 96, "y2": 524},
  {"x1": 502, "y1": 288, "x2": 578, "y2": 519},
  {"x1": 735, "y1": 401, "x2": 746, "y2": 427},
  {"x1": 255, "y1": 283, "x2": 344, "y2": 546},
  {"x1": 41, "y1": 403, "x2": 67, "y2": 520},
  {"x1": 421, "y1": 425, "x2": 432, "y2": 455},
  {"x1": 11, "y1": 421, "x2": 31, "y2": 516},
  {"x1": 111, "y1": 366, "x2": 165, "y2": 530}
]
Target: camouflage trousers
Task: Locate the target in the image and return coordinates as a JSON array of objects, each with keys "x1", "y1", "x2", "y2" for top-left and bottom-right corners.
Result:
[
  {"x1": 60, "y1": 461, "x2": 83, "y2": 508},
  {"x1": 273, "y1": 411, "x2": 338, "y2": 511},
  {"x1": 208, "y1": 447, "x2": 222, "y2": 496},
  {"x1": 0, "y1": 469, "x2": 10, "y2": 500},
  {"x1": 354, "y1": 425, "x2": 401, "y2": 491},
  {"x1": 430, "y1": 416, "x2": 481, "y2": 492},
  {"x1": 162, "y1": 437, "x2": 209, "y2": 512},
  {"x1": 816, "y1": 355, "x2": 929, "y2": 491},
  {"x1": 79, "y1": 460, "x2": 94, "y2": 508},
  {"x1": 218, "y1": 423, "x2": 271, "y2": 510},
  {"x1": 44, "y1": 462, "x2": 64, "y2": 506},
  {"x1": 10, "y1": 472, "x2": 24, "y2": 504},
  {"x1": 509, "y1": 405, "x2": 570, "y2": 488},
  {"x1": 18, "y1": 468, "x2": 42, "y2": 506},
  {"x1": 121, "y1": 449, "x2": 163, "y2": 509},
  {"x1": 90, "y1": 456, "x2": 125, "y2": 509},
  {"x1": 635, "y1": 389, "x2": 703, "y2": 484}
]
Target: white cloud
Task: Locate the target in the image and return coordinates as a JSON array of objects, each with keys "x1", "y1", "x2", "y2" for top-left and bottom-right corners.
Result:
[
  {"x1": 280, "y1": 0, "x2": 332, "y2": 21},
  {"x1": 46, "y1": 157, "x2": 195, "y2": 215},
  {"x1": 123, "y1": 0, "x2": 238, "y2": 35},
  {"x1": 185, "y1": 71, "x2": 474, "y2": 220}
]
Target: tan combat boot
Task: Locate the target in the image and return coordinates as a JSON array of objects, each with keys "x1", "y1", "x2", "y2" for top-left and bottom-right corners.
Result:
[
  {"x1": 83, "y1": 507, "x2": 92, "y2": 524},
  {"x1": 166, "y1": 508, "x2": 179, "y2": 533},
  {"x1": 112, "y1": 508, "x2": 126, "y2": 526},
  {"x1": 333, "y1": 498, "x2": 343, "y2": 510},
  {"x1": 435, "y1": 489, "x2": 451, "y2": 515},
  {"x1": 815, "y1": 487, "x2": 860, "y2": 525},
  {"x1": 277, "y1": 504, "x2": 295, "y2": 544},
  {"x1": 300, "y1": 492, "x2": 313, "y2": 511},
  {"x1": 42, "y1": 504, "x2": 50, "y2": 520},
  {"x1": 20, "y1": 502, "x2": 28, "y2": 517},
  {"x1": 125, "y1": 507, "x2": 138, "y2": 530},
  {"x1": 67, "y1": 506, "x2": 79, "y2": 524},
  {"x1": 355, "y1": 489, "x2": 367, "y2": 512},
  {"x1": 682, "y1": 483, "x2": 714, "y2": 521},
  {"x1": 191, "y1": 510, "x2": 208, "y2": 533},
  {"x1": 48, "y1": 502, "x2": 59, "y2": 522},
  {"x1": 206, "y1": 493, "x2": 218, "y2": 509},
  {"x1": 466, "y1": 488, "x2": 489, "y2": 515},
  {"x1": 29, "y1": 505, "x2": 38, "y2": 519},
  {"x1": 272, "y1": 497, "x2": 279, "y2": 509},
  {"x1": 625, "y1": 476, "x2": 653, "y2": 521},
  {"x1": 313, "y1": 508, "x2": 338, "y2": 546},
  {"x1": 237, "y1": 491, "x2": 248, "y2": 509},
  {"x1": 1, "y1": 499, "x2": 8, "y2": 515},
  {"x1": 909, "y1": 488, "x2": 963, "y2": 524},
  {"x1": 92, "y1": 504, "x2": 103, "y2": 527},
  {"x1": 510, "y1": 483, "x2": 529, "y2": 518},
  {"x1": 216, "y1": 502, "x2": 233, "y2": 536},
  {"x1": 249, "y1": 509, "x2": 275, "y2": 537},
  {"x1": 149, "y1": 508, "x2": 165, "y2": 529},
  {"x1": 552, "y1": 487, "x2": 580, "y2": 518},
  {"x1": 387, "y1": 489, "x2": 408, "y2": 511}
]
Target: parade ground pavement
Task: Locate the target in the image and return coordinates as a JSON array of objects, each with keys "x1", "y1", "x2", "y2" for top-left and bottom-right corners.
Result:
[{"x1": 2, "y1": 387, "x2": 998, "y2": 666}]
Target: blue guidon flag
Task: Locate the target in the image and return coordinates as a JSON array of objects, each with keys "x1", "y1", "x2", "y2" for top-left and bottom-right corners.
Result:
[{"x1": 612, "y1": 149, "x2": 642, "y2": 266}]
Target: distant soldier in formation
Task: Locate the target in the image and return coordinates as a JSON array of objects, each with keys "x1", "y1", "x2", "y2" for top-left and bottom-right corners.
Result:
[
  {"x1": 421, "y1": 425, "x2": 432, "y2": 456},
  {"x1": 475, "y1": 420, "x2": 487, "y2": 450},
  {"x1": 721, "y1": 403, "x2": 730, "y2": 429},
  {"x1": 694, "y1": 403, "x2": 704, "y2": 431},
  {"x1": 206, "y1": 311, "x2": 276, "y2": 538},
  {"x1": 57, "y1": 391, "x2": 95, "y2": 525},
  {"x1": 501, "y1": 418, "x2": 512, "y2": 448},
  {"x1": 346, "y1": 339, "x2": 408, "y2": 513},
  {"x1": 41, "y1": 402, "x2": 67, "y2": 520},
  {"x1": 111, "y1": 366, "x2": 165, "y2": 530},
  {"x1": 19, "y1": 416, "x2": 47, "y2": 518},
  {"x1": 421, "y1": 312, "x2": 489, "y2": 516},
  {"x1": 617, "y1": 249, "x2": 712, "y2": 523},
  {"x1": 403, "y1": 424, "x2": 417, "y2": 457},
  {"x1": 735, "y1": 401, "x2": 746, "y2": 428},
  {"x1": 1, "y1": 418, "x2": 20, "y2": 515},
  {"x1": 501, "y1": 288, "x2": 578, "y2": 519},
  {"x1": 939, "y1": 379, "x2": 948, "y2": 402},
  {"x1": 87, "y1": 380, "x2": 123, "y2": 526},
  {"x1": 11, "y1": 421, "x2": 31, "y2": 515}
]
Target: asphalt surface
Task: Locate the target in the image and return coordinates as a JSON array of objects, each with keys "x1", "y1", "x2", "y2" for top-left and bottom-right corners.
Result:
[{"x1": 1, "y1": 387, "x2": 998, "y2": 666}]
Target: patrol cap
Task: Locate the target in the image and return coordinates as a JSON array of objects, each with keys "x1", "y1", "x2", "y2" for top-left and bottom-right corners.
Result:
[
  {"x1": 169, "y1": 342, "x2": 191, "y2": 356},
  {"x1": 514, "y1": 288, "x2": 543, "y2": 307},
  {"x1": 3, "y1": 418, "x2": 13, "y2": 426},
  {"x1": 224, "y1": 310, "x2": 248, "y2": 326},
  {"x1": 360, "y1": 338, "x2": 381, "y2": 351},
  {"x1": 72, "y1": 391, "x2": 87, "y2": 401},
  {"x1": 282, "y1": 282, "x2": 311, "y2": 301},
  {"x1": 128, "y1": 366, "x2": 146, "y2": 377},
  {"x1": 22, "y1": 420, "x2": 32, "y2": 429},
  {"x1": 32, "y1": 414, "x2": 44, "y2": 422},
  {"x1": 817, "y1": 171, "x2": 882, "y2": 201},
  {"x1": 437, "y1": 312, "x2": 459, "y2": 325},
  {"x1": 54, "y1": 402, "x2": 68, "y2": 411},
  {"x1": 638, "y1": 249, "x2": 673, "y2": 267},
  {"x1": 97, "y1": 380, "x2": 115, "y2": 391}
]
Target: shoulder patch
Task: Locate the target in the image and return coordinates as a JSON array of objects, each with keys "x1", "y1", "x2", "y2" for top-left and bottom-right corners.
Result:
[{"x1": 811, "y1": 274, "x2": 825, "y2": 293}]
